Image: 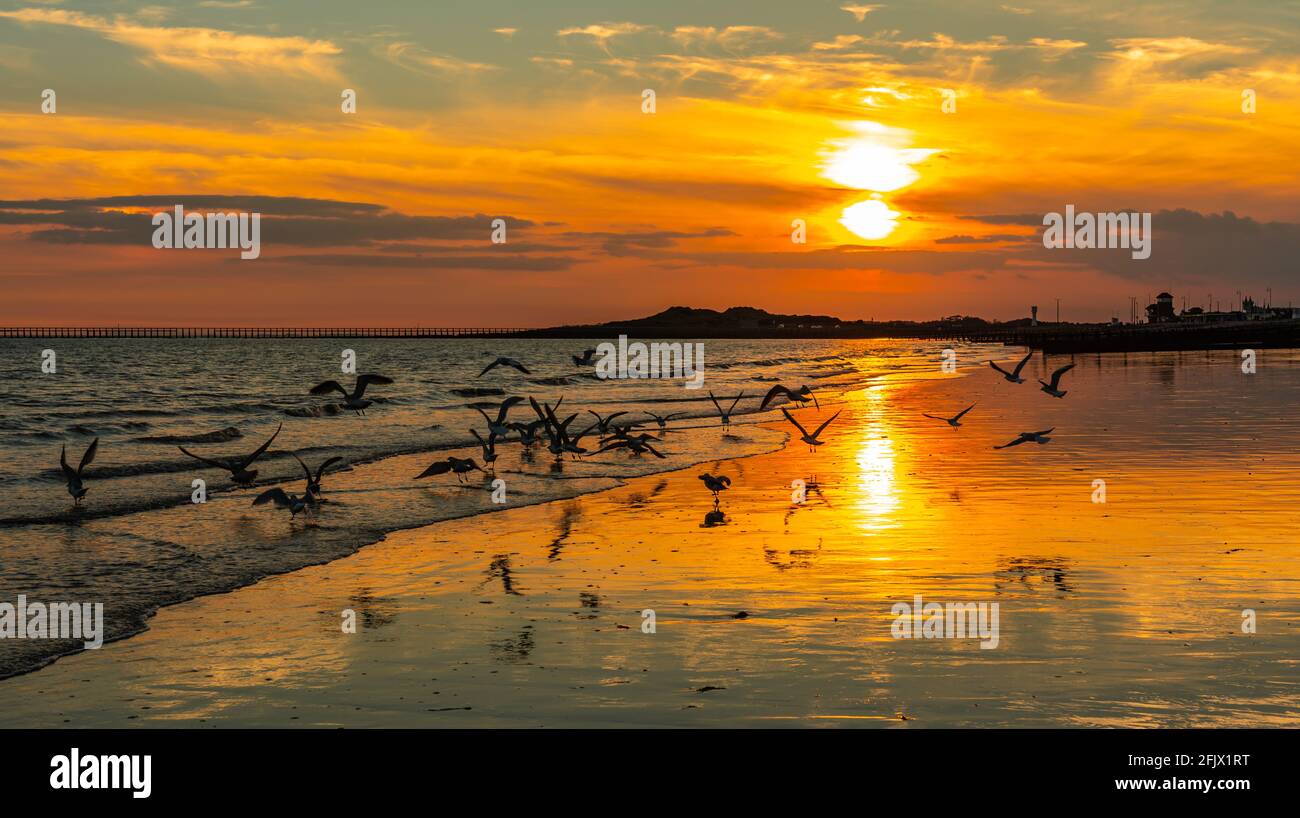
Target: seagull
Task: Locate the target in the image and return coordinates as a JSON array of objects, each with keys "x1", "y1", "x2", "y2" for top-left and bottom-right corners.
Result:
[
  {"x1": 572, "y1": 348, "x2": 598, "y2": 366},
  {"x1": 780, "y1": 408, "x2": 842, "y2": 452},
  {"x1": 1039, "y1": 363, "x2": 1076, "y2": 398},
  {"x1": 471, "y1": 429, "x2": 499, "y2": 471},
  {"x1": 644, "y1": 411, "x2": 684, "y2": 431},
  {"x1": 252, "y1": 487, "x2": 309, "y2": 518},
  {"x1": 291, "y1": 453, "x2": 342, "y2": 504},
  {"x1": 509, "y1": 419, "x2": 546, "y2": 449},
  {"x1": 59, "y1": 438, "x2": 99, "y2": 506},
  {"x1": 479, "y1": 357, "x2": 530, "y2": 377},
  {"x1": 309, "y1": 374, "x2": 394, "y2": 415},
  {"x1": 178, "y1": 422, "x2": 281, "y2": 486},
  {"x1": 923, "y1": 403, "x2": 976, "y2": 428},
  {"x1": 587, "y1": 410, "x2": 628, "y2": 434},
  {"x1": 596, "y1": 437, "x2": 666, "y2": 458},
  {"x1": 994, "y1": 428, "x2": 1055, "y2": 449},
  {"x1": 475, "y1": 396, "x2": 523, "y2": 438},
  {"x1": 415, "y1": 456, "x2": 485, "y2": 483},
  {"x1": 698, "y1": 473, "x2": 731, "y2": 499},
  {"x1": 708, "y1": 391, "x2": 745, "y2": 431},
  {"x1": 759, "y1": 384, "x2": 819, "y2": 411},
  {"x1": 989, "y1": 350, "x2": 1034, "y2": 384}
]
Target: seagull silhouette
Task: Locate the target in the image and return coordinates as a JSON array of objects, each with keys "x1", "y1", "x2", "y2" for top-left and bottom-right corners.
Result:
[
  {"x1": 780, "y1": 408, "x2": 842, "y2": 452},
  {"x1": 989, "y1": 351, "x2": 1033, "y2": 383},
  {"x1": 994, "y1": 428, "x2": 1055, "y2": 449},
  {"x1": 60, "y1": 438, "x2": 99, "y2": 505},
  {"x1": 698, "y1": 473, "x2": 731, "y2": 498},
  {"x1": 644, "y1": 411, "x2": 684, "y2": 431},
  {"x1": 178, "y1": 422, "x2": 281, "y2": 486},
  {"x1": 471, "y1": 428, "x2": 500, "y2": 472},
  {"x1": 415, "y1": 456, "x2": 485, "y2": 483},
  {"x1": 291, "y1": 453, "x2": 342, "y2": 504},
  {"x1": 252, "y1": 487, "x2": 309, "y2": 518},
  {"x1": 572, "y1": 348, "x2": 598, "y2": 366},
  {"x1": 708, "y1": 391, "x2": 745, "y2": 431},
  {"x1": 597, "y1": 437, "x2": 666, "y2": 458},
  {"x1": 1039, "y1": 363, "x2": 1076, "y2": 398},
  {"x1": 309, "y1": 374, "x2": 394, "y2": 415},
  {"x1": 479, "y1": 357, "x2": 530, "y2": 377},
  {"x1": 475, "y1": 396, "x2": 523, "y2": 438},
  {"x1": 587, "y1": 409, "x2": 628, "y2": 434},
  {"x1": 759, "y1": 384, "x2": 818, "y2": 411},
  {"x1": 923, "y1": 403, "x2": 976, "y2": 428}
]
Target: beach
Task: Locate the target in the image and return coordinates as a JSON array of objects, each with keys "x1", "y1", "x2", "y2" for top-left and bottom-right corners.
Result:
[{"x1": 1, "y1": 344, "x2": 1297, "y2": 727}]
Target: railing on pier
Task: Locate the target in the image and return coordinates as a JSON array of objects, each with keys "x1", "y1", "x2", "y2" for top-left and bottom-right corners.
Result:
[{"x1": 0, "y1": 327, "x2": 533, "y2": 339}]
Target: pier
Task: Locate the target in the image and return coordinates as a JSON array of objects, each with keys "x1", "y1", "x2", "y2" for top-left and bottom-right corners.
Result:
[{"x1": 922, "y1": 319, "x2": 1300, "y2": 354}]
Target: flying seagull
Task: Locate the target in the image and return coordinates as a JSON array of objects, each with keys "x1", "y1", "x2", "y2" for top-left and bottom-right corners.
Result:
[
  {"x1": 475, "y1": 396, "x2": 523, "y2": 438},
  {"x1": 994, "y1": 428, "x2": 1055, "y2": 449},
  {"x1": 989, "y1": 350, "x2": 1033, "y2": 384},
  {"x1": 479, "y1": 357, "x2": 530, "y2": 377},
  {"x1": 291, "y1": 453, "x2": 342, "y2": 504},
  {"x1": 572, "y1": 348, "x2": 599, "y2": 366},
  {"x1": 923, "y1": 403, "x2": 976, "y2": 428},
  {"x1": 644, "y1": 411, "x2": 684, "y2": 431},
  {"x1": 597, "y1": 437, "x2": 666, "y2": 458},
  {"x1": 1039, "y1": 363, "x2": 1076, "y2": 398},
  {"x1": 178, "y1": 422, "x2": 281, "y2": 486},
  {"x1": 60, "y1": 437, "x2": 99, "y2": 505},
  {"x1": 759, "y1": 384, "x2": 819, "y2": 411},
  {"x1": 780, "y1": 408, "x2": 842, "y2": 452},
  {"x1": 415, "y1": 456, "x2": 485, "y2": 483},
  {"x1": 252, "y1": 487, "x2": 309, "y2": 518},
  {"x1": 471, "y1": 429, "x2": 500, "y2": 472},
  {"x1": 309, "y1": 374, "x2": 394, "y2": 415},
  {"x1": 708, "y1": 391, "x2": 745, "y2": 431},
  {"x1": 587, "y1": 410, "x2": 628, "y2": 434}
]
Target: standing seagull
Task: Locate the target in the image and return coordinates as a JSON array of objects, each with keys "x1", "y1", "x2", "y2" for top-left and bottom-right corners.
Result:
[
  {"x1": 759, "y1": 384, "x2": 819, "y2": 411},
  {"x1": 479, "y1": 357, "x2": 530, "y2": 377},
  {"x1": 923, "y1": 403, "x2": 976, "y2": 428},
  {"x1": 994, "y1": 428, "x2": 1055, "y2": 449},
  {"x1": 708, "y1": 391, "x2": 745, "y2": 431},
  {"x1": 309, "y1": 374, "x2": 394, "y2": 415},
  {"x1": 698, "y1": 473, "x2": 731, "y2": 500},
  {"x1": 59, "y1": 438, "x2": 99, "y2": 505},
  {"x1": 1039, "y1": 363, "x2": 1076, "y2": 398},
  {"x1": 471, "y1": 429, "x2": 500, "y2": 472},
  {"x1": 989, "y1": 351, "x2": 1033, "y2": 384},
  {"x1": 291, "y1": 453, "x2": 342, "y2": 505},
  {"x1": 780, "y1": 408, "x2": 842, "y2": 452},
  {"x1": 415, "y1": 456, "x2": 485, "y2": 483},
  {"x1": 178, "y1": 422, "x2": 281, "y2": 486}
]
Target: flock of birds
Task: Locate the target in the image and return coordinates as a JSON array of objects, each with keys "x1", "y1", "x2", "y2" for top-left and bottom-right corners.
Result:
[
  {"x1": 921, "y1": 350, "x2": 1076, "y2": 448},
  {"x1": 55, "y1": 348, "x2": 1070, "y2": 520}
]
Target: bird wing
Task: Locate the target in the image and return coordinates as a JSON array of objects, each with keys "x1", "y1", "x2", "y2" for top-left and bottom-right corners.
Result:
[
  {"x1": 644, "y1": 443, "x2": 667, "y2": 459},
  {"x1": 253, "y1": 487, "x2": 292, "y2": 508},
  {"x1": 507, "y1": 359, "x2": 531, "y2": 374},
  {"x1": 728, "y1": 392, "x2": 745, "y2": 413},
  {"x1": 474, "y1": 407, "x2": 493, "y2": 427},
  {"x1": 310, "y1": 380, "x2": 348, "y2": 397},
  {"x1": 953, "y1": 403, "x2": 976, "y2": 421},
  {"x1": 77, "y1": 438, "x2": 99, "y2": 475},
  {"x1": 471, "y1": 428, "x2": 490, "y2": 451},
  {"x1": 415, "y1": 460, "x2": 452, "y2": 479},
  {"x1": 994, "y1": 436, "x2": 1028, "y2": 449},
  {"x1": 759, "y1": 385, "x2": 788, "y2": 411},
  {"x1": 60, "y1": 445, "x2": 77, "y2": 481},
  {"x1": 178, "y1": 446, "x2": 232, "y2": 473},
  {"x1": 237, "y1": 422, "x2": 282, "y2": 470},
  {"x1": 988, "y1": 361, "x2": 1012, "y2": 378},
  {"x1": 353, "y1": 373, "x2": 394, "y2": 398},
  {"x1": 605, "y1": 411, "x2": 627, "y2": 426},
  {"x1": 708, "y1": 391, "x2": 724, "y2": 414},
  {"x1": 1033, "y1": 427, "x2": 1055, "y2": 436},
  {"x1": 1049, "y1": 364, "x2": 1075, "y2": 389},
  {"x1": 529, "y1": 396, "x2": 548, "y2": 424},
  {"x1": 802, "y1": 386, "x2": 820, "y2": 410},
  {"x1": 596, "y1": 440, "x2": 632, "y2": 455},
  {"x1": 665, "y1": 412, "x2": 684, "y2": 421},
  {"x1": 719, "y1": 476, "x2": 731, "y2": 486},
  {"x1": 780, "y1": 408, "x2": 809, "y2": 437},
  {"x1": 478, "y1": 360, "x2": 501, "y2": 377},
  {"x1": 811, "y1": 410, "x2": 842, "y2": 439},
  {"x1": 922, "y1": 413, "x2": 943, "y2": 421},
  {"x1": 496, "y1": 396, "x2": 523, "y2": 423},
  {"x1": 291, "y1": 453, "x2": 313, "y2": 482},
  {"x1": 315, "y1": 456, "x2": 343, "y2": 482},
  {"x1": 1011, "y1": 350, "x2": 1033, "y2": 377}
]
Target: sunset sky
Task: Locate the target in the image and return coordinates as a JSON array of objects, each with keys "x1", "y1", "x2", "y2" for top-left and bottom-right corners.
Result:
[{"x1": 0, "y1": 0, "x2": 1297, "y2": 326}]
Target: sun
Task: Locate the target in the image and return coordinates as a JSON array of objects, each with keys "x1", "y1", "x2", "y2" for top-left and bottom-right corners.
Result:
[{"x1": 840, "y1": 197, "x2": 899, "y2": 241}]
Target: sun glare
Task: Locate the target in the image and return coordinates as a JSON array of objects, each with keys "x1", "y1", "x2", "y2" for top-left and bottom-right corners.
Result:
[{"x1": 840, "y1": 197, "x2": 899, "y2": 240}]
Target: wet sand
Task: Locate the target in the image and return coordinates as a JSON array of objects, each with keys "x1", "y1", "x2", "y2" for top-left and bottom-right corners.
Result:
[{"x1": 2, "y1": 351, "x2": 1298, "y2": 727}]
